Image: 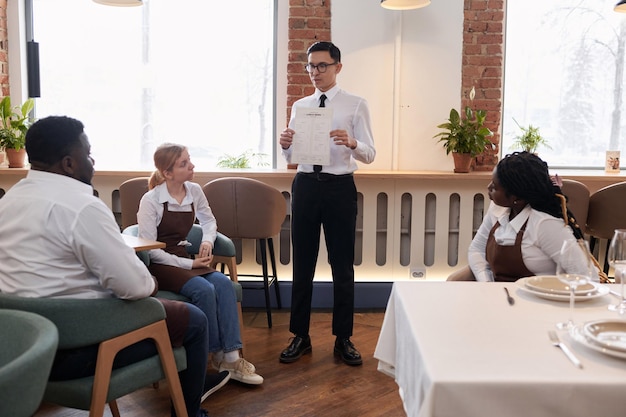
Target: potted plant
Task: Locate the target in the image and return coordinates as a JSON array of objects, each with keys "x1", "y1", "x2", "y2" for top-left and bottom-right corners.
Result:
[
  {"x1": 433, "y1": 87, "x2": 494, "y2": 173},
  {"x1": 510, "y1": 118, "x2": 550, "y2": 154},
  {"x1": 0, "y1": 96, "x2": 35, "y2": 168},
  {"x1": 216, "y1": 149, "x2": 269, "y2": 168}
]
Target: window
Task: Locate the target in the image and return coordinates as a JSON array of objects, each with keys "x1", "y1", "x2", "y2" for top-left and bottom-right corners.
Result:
[
  {"x1": 503, "y1": 0, "x2": 626, "y2": 169},
  {"x1": 31, "y1": 0, "x2": 275, "y2": 170}
]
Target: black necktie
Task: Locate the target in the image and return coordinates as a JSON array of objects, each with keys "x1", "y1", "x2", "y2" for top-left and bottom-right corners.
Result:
[{"x1": 313, "y1": 94, "x2": 327, "y2": 173}]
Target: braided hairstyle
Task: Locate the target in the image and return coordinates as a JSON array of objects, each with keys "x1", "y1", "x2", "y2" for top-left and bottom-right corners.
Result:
[{"x1": 496, "y1": 152, "x2": 584, "y2": 239}]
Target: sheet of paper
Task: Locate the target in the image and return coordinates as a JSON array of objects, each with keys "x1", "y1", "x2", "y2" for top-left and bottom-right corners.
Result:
[{"x1": 290, "y1": 106, "x2": 333, "y2": 166}]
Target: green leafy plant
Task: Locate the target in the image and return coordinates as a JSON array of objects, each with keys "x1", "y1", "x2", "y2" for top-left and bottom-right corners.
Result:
[
  {"x1": 216, "y1": 149, "x2": 269, "y2": 169},
  {"x1": 510, "y1": 118, "x2": 550, "y2": 153},
  {"x1": 433, "y1": 87, "x2": 494, "y2": 157},
  {"x1": 0, "y1": 96, "x2": 35, "y2": 151}
]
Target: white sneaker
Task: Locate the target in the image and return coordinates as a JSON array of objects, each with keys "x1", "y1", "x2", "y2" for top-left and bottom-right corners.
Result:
[
  {"x1": 219, "y1": 358, "x2": 263, "y2": 385},
  {"x1": 211, "y1": 354, "x2": 256, "y2": 373}
]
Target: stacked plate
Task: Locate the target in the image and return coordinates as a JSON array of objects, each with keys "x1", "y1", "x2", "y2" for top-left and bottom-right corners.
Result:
[
  {"x1": 571, "y1": 320, "x2": 626, "y2": 359},
  {"x1": 516, "y1": 276, "x2": 609, "y2": 301}
]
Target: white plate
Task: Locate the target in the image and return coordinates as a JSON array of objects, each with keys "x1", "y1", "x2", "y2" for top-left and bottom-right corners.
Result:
[
  {"x1": 525, "y1": 275, "x2": 596, "y2": 296},
  {"x1": 570, "y1": 325, "x2": 626, "y2": 360},
  {"x1": 582, "y1": 320, "x2": 626, "y2": 352},
  {"x1": 516, "y1": 278, "x2": 609, "y2": 302}
]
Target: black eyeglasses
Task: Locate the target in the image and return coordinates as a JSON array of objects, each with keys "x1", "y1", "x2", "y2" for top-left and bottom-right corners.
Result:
[{"x1": 304, "y1": 62, "x2": 338, "y2": 73}]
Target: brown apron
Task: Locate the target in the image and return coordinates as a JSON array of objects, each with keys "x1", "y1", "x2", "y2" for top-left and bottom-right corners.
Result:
[
  {"x1": 148, "y1": 202, "x2": 214, "y2": 292},
  {"x1": 485, "y1": 220, "x2": 533, "y2": 282}
]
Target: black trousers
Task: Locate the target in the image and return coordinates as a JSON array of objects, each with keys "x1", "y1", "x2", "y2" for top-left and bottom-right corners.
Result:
[{"x1": 289, "y1": 172, "x2": 357, "y2": 338}]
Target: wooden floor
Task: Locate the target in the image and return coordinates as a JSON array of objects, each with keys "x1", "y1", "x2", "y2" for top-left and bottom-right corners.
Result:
[{"x1": 34, "y1": 309, "x2": 405, "y2": 417}]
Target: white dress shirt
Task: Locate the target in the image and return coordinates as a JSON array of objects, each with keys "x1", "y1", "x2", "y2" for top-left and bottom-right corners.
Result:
[
  {"x1": 468, "y1": 202, "x2": 597, "y2": 282},
  {"x1": 0, "y1": 170, "x2": 155, "y2": 299},
  {"x1": 282, "y1": 85, "x2": 376, "y2": 175},
  {"x1": 137, "y1": 181, "x2": 217, "y2": 269}
]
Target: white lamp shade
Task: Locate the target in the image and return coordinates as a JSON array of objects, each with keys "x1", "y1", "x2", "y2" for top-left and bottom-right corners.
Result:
[
  {"x1": 380, "y1": 0, "x2": 431, "y2": 10},
  {"x1": 93, "y1": 0, "x2": 143, "y2": 6},
  {"x1": 616, "y1": 0, "x2": 626, "y2": 13}
]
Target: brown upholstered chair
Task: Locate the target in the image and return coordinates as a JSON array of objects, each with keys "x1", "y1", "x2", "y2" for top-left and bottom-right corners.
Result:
[
  {"x1": 118, "y1": 177, "x2": 150, "y2": 230},
  {"x1": 202, "y1": 177, "x2": 287, "y2": 328},
  {"x1": 560, "y1": 179, "x2": 590, "y2": 232},
  {"x1": 586, "y1": 181, "x2": 626, "y2": 274}
]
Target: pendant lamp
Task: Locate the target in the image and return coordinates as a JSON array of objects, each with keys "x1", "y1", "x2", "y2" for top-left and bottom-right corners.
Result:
[
  {"x1": 616, "y1": 0, "x2": 626, "y2": 13},
  {"x1": 380, "y1": 0, "x2": 430, "y2": 10},
  {"x1": 93, "y1": 0, "x2": 143, "y2": 6}
]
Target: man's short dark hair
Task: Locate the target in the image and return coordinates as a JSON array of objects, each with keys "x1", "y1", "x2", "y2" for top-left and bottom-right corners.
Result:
[
  {"x1": 25, "y1": 116, "x2": 85, "y2": 166},
  {"x1": 307, "y1": 41, "x2": 341, "y2": 63}
]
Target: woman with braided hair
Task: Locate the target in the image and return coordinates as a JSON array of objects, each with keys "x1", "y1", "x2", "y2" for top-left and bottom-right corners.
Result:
[{"x1": 467, "y1": 151, "x2": 599, "y2": 282}]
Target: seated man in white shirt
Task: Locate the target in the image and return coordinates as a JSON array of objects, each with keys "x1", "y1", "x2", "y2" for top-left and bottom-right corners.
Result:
[{"x1": 0, "y1": 115, "x2": 228, "y2": 417}]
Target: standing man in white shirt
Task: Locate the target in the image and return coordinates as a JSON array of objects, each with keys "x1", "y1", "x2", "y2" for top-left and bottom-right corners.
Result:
[{"x1": 278, "y1": 41, "x2": 376, "y2": 366}]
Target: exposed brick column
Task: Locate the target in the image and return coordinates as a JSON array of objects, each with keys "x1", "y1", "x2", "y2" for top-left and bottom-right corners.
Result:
[
  {"x1": 285, "y1": 0, "x2": 331, "y2": 124},
  {"x1": 463, "y1": 0, "x2": 504, "y2": 171},
  {"x1": 0, "y1": 0, "x2": 9, "y2": 97}
]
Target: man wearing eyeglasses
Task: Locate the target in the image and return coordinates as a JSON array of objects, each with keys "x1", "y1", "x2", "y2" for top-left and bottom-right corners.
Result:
[{"x1": 278, "y1": 41, "x2": 376, "y2": 366}]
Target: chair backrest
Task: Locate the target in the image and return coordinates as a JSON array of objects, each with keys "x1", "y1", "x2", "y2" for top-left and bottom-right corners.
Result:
[
  {"x1": 119, "y1": 177, "x2": 150, "y2": 229},
  {"x1": 560, "y1": 179, "x2": 590, "y2": 232},
  {"x1": 0, "y1": 293, "x2": 165, "y2": 349},
  {"x1": 202, "y1": 177, "x2": 287, "y2": 240},
  {"x1": 0, "y1": 309, "x2": 59, "y2": 417},
  {"x1": 586, "y1": 181, "x2": 626, "y2": 239}
]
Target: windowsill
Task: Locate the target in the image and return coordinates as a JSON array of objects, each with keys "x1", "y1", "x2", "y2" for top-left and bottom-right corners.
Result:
[{"x1": 1, "y1": 166, "x2": 625, "y2": 182}]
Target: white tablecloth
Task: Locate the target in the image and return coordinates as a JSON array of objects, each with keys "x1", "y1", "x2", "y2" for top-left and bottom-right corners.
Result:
[{"x1": 374, "y1": 281, "x2": 626, "y2": 417}]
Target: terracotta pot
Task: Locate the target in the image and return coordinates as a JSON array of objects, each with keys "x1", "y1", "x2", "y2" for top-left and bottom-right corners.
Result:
[
  {"x1": 6, "y1": 148, "x2": 27, "y2": 168},
  {"x1": 452, "y1": 152, "x2": 473, "y2": 173}
]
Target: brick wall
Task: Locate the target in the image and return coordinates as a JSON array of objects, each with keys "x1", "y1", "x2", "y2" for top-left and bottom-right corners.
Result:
[
  {"x1": 463, "y1": 0, "x2": 503, "y2": 170},
  {"x1": 0, "y1": 0, "x2": 8, "y2": 97},
  {"x1": 286, "y1": 0, "x2": 332, "y2": 122}
]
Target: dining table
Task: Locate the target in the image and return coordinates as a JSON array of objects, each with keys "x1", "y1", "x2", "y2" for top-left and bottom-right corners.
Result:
[{"x1": 374, "y1": 280, "x2": 626, "y2": 417}]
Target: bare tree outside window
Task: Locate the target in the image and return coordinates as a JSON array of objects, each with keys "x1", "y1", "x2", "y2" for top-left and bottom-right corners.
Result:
[{"x1": 503, "y1": 0, "x2": 625, "y2": 169}]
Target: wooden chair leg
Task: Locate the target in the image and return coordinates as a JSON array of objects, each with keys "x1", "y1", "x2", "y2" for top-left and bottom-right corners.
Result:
[
  {"x1": 151, "y1": 321, "x2": 188, "y2": 417},
  {"x1": 108, "y1": 401, "x2": 120, "y2": 417},
  {"x1": 88, "y1": 320, "x2": 188, "y2": 417}
]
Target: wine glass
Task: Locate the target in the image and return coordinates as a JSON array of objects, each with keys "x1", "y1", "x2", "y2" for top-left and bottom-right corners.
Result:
[
  {"x1": 608, "y1": 229, "x2": 626, "y2": 315},
  {"x1": 555, "y1": 239, "x2": 593, "y2": 330}
]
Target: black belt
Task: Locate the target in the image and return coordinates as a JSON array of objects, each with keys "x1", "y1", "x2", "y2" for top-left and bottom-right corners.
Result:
[{"x1": 299, "y1": 172, "x2": 353, "y2": 182}]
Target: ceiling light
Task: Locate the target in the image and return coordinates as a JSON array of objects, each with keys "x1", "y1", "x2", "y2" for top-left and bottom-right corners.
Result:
[
  {"x1": 380, "y1": 0, "x2": 431, "y2": 10},
  {"x1": 93, "y1": 0, "x2": 143, "y2": 7}
]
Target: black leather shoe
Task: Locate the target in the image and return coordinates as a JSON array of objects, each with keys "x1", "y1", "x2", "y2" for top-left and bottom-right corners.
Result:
[
  {"x1": 279, "y1": 335, "x2": 312, "y2": 363},
  {"x1": 334, "y1": 338, "x2": 363, "y2": 366}
]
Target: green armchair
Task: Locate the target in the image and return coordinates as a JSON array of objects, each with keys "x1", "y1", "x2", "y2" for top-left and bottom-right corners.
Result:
[
  {"x1": 0, "y1": 309, "x2": 58, "y2": 417},
  {"x1": 0, "y1": 293, "x2": 188, "y2": 417}
]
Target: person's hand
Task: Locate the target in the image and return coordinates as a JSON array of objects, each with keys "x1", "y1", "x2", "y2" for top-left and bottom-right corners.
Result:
[
  {"x1": 331, "y1": 129, "x2": 356, "y2": 149},
  {"x1": 192, "y1": 255, "x2": 213, "y2": 269},
  {"x1": 280, "y1": 128, "x2": 295, "y2": 150},
  {"x1": 551, "y1": 173, "x2": 563, "y2": 187},
  {"x1": 199, "y1": 241, "x2": 213, "y2": 258}
]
